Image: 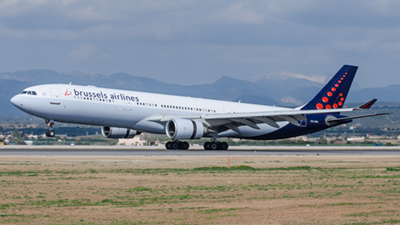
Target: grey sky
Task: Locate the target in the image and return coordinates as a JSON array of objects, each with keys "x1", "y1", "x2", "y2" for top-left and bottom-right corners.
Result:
[{"x1": 0, "y1": 0, "x2": 399, "y2": 87}]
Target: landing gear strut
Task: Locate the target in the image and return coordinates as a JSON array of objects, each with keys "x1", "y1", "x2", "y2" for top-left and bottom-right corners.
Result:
[
  {"x1": 165, "y1": 141, "x2": 190, "y2": 150},
  {"x1": 45, "y1": 119, "x2": 55, "y2": 137},
  {"x1": 204, "y1": 141, "x2": 228, "y2": 150}
]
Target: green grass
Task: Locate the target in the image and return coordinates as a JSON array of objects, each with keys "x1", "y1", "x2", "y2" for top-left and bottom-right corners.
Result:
[
  {"x1": 0, "y1": 171, "x2": 40, "y2": 177},
  {"x1": 198, "y1": 208, "x2": 241, "y2": 214},
  {"x1": 179, "y1": 206, "x2": 208, "y2": 210},
  {"x1": 344, "y1": 210, "x2": 397, "y2": 217},
  {"x1": 0, "y1": 214, "x2": 25, "y2": 217},
  {"x1": 110, "y1": 165, "x2": 312, "y2": 175},
  {"x1": 128, "y1": 187, "x2": 153, "y2": 192},
  {"x1": 2, "y1": 163, "x2": 400, "y2": 224}
]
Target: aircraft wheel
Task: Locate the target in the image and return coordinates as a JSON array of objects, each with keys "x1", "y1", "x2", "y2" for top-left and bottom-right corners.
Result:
[
  {"x1": 46, "y1": 130, "x2": 55, "y2": 137},
  {"x1": 182, "y1": 142, "x2": 190, "y2": 150},
  {"x1": 177, "y1": 141, "x2": 185, "y2": 150},
  {"x1": 220, "y1": 142, "x2": 229, "y2": 150},
  {"x1": 172, "y1": 142, "x2": 179, "y2": 149},
  {"x1": 165, "y1": 141, "x2": 172, "y2": 149},
  {"x1": 210, "y1": 142, "x2": 218, "y2": 150},
  {"x1": 204, "y1": 142, "x2": 211, "y2": 150}
]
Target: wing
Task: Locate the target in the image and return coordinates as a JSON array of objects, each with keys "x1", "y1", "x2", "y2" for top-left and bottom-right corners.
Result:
[
  {"x1": 146, "y1": 99, "x2": 384, "y2": 134},
  {"x1": 147, "y1": 106, "x2": 363, "y2": 132}
]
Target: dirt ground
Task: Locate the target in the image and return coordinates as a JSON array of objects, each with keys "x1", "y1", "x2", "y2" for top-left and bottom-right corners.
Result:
[{"x1": 1, "y1": 155, "x2": 400, "y2": 224}]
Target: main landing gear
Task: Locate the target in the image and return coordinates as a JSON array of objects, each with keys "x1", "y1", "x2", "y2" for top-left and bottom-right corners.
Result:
[
  {"x1": 45, "y1": 119, "x2": 55, "y2": 137},
  {"x1": 165, "y1": 141, "x2": 190, "y2": 150},
  {"x1": 204, "y1": 141, "x2": 228, "y2": 150}
]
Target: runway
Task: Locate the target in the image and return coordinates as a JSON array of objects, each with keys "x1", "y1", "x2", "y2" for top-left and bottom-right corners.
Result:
[{"x1": 1, "y1": 146, "x2": 400, "y2": 156}]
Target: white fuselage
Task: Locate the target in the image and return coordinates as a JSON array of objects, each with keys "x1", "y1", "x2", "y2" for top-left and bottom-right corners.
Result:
[{"x1": 11, "y1": 84, "x2": 291, "y2": 138}]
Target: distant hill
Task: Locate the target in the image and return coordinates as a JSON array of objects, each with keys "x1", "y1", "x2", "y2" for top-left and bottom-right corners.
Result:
[
  {"x1": 0, "y1": 79, "x2": 31, "y2": 116},
  {"x1": 1, "y1": 69, "x2": 399, "y2": 116},
  {"x1": 346, "y1": 84, "x2": 400, "y2": 103}
]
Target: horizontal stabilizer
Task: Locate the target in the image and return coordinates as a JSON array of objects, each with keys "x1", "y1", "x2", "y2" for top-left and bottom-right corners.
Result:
[
  {"x1": 326, "y1": 113, "x2": 390, "y2": 123},
  {"x1": 358, "y1": 99, "x2": 377, "y2": 109}
]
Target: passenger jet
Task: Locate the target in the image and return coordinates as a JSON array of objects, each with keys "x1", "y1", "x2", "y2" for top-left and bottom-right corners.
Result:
[{"x1": 10, "y1": 65, "x2": 386, "y2": 150}]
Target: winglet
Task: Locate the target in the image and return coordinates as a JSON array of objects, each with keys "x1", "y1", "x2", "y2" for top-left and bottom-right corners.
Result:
[{"x1": 358, "y1": 99, "x2": 377, "y2": 109}]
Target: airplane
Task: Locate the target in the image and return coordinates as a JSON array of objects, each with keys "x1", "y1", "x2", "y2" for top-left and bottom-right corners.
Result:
[{"x1": 10, "y1": 65, "x2": 387, "y2": 150}]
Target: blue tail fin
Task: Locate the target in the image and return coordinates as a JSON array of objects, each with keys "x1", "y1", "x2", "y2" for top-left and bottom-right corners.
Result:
[{"x1": 301, "y1": 65, "x2": 358, "y2": 111}]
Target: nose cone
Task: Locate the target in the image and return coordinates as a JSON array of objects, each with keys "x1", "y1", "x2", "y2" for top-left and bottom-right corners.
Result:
[{"x1": 10, "y1": 95, "x2": 21, "y2": 107}]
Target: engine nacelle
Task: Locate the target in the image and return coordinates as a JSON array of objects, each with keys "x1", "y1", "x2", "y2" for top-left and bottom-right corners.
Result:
[
  {"x1": 325, "y1": 115, "x2": 339, "y2": 126},
  {"x1": 166, "y1": 119, "x2": 205, "y2": 140},
  {"x1": 101, "y1": 127, "x2": 139, "y2": 139}
]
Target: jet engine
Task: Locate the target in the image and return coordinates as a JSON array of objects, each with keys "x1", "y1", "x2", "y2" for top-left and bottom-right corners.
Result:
[
  {"x1": 101, "y1": 127, "x2": 139, "y2": 139},
  {"x1": 166, "y1": 119, "x2": 205, "y2": 140},
  {"x1": 325, "y1": 115, "x2": 339, "y2": 126}
]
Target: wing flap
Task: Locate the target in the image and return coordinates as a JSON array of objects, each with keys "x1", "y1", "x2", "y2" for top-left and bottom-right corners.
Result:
[
  {"x1": 230, "y1": 118, "x2": 260, "y2": 130},
  {"x1": 276, "y1": 115, "x2": 300, "y2": 126},
  {"x1": 253, "y1": 117, "x2": 280, "y2": 128}
]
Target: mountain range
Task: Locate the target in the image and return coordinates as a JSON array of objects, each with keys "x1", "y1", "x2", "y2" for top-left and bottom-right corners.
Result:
[{"x1": 1, "y1": 69, "x2": 399, "y2": 116}]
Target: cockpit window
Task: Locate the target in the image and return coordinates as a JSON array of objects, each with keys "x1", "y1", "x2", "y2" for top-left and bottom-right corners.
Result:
[{"x1": 20, "y1": 90, "x2": 37, "y2": 95}]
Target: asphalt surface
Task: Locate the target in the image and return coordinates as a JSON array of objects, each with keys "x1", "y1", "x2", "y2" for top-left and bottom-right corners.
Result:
[{"x1": 1, "y1": 148, "x2": 400, "y2": 155}]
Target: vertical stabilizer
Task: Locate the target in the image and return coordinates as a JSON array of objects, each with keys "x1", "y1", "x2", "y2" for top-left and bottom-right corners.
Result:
[{"x1": 301, "y1": 65, "x2": 357, "y2": 111}]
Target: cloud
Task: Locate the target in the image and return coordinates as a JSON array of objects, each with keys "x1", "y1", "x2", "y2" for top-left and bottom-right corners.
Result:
[
  {"x1": 214, "y1": 45, "x2": 332, "y2": 64},
  {"x1": 69, "y1": 44, "x2": 97, "y2": 60},
  {"x1": 1, "y1": 1, "x2": 400, "y2": 87},
  {"x1": 149, "y1": 52, "x2": 171, "y2": 58},
  {"x1": 100, "y1": 54, "x2": 111, "y2": 59},
  {"x1": 206, "y1": 1, "x2": 264, "y2": 24},
  {"x1": 268, "y1": 0, "x2": 400, "y2": 29},
  {"x1": 1, "y1": 0, "x2": 399, "y2": 44}
]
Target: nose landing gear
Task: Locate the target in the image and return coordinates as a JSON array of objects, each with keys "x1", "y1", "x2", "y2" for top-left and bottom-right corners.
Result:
[{"x1": 45, "y1": 119, "x2": 56, "y2": 137}]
